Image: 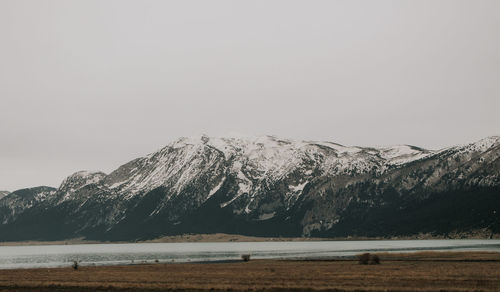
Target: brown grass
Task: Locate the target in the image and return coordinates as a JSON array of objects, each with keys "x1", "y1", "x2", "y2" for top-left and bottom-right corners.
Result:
[{"x1": 0, "y1": 252, "x2": 499, "y2": 291}]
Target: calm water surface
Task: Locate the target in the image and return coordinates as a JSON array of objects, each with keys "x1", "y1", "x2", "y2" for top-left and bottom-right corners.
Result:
[{"x1": 0, "y1": 239, "x2": 499, "y2": 269}]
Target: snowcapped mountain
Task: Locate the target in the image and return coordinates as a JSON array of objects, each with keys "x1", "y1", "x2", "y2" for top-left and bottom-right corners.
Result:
[
  {"x1": 0, "y1": 135, "x2": 498, "y2": 241},
  {"x1": 104, "y1": 135, "x2": 434, "y2": 203}
]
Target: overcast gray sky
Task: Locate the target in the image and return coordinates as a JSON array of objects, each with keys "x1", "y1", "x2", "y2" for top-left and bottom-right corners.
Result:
[{"x1": 1, "y1": 0, "x2": 499, "y2": 191}]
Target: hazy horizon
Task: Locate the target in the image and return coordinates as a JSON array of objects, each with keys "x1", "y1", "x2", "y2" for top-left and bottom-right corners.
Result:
[{"x1": 1, "y1": 0, "x2": 499, "y2": 191}]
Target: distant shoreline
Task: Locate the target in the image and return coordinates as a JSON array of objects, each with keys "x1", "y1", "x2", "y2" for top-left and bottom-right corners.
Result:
[{"x1": 1, "y1": 232, "x2": 499, "y2": 246}]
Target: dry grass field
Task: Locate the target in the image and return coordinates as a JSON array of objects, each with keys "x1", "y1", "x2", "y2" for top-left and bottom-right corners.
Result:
[{"x1": 0, "y1": 252, "x2": 499, "y2": 291}]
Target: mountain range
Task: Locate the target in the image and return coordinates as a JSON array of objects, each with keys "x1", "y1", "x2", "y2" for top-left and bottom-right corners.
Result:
[{"x1": 0, "y1": 135, "x2": 499, "y2": 241}]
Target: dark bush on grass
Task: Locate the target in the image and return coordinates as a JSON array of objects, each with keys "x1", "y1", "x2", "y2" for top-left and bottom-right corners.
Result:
[
  {"x1": 358, "y1": 253, "x2": 381, "y2": 265},
  {"x1": 370, "y1": 254, "x2": 380, "y2": 265},
  {"x1": 358, "y1": 253, "x2": 371, "y2": 265}
]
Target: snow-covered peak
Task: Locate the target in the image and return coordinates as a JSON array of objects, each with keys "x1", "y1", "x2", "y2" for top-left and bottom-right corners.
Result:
[
  {"x1": 166, "y1": 135, "x2": 431, "y2": 166},
  {"x1": 445, "y1": 136, "x2": 500, "y2": 154},
  {"x1": 170, "y1": 134, "x2": 297, "y2": 151},
  {"x1": 168, "y1": 134, "x2": 368, "y2": 158},
  {"x1": 157, "y1": 135, "x2": 378, "y2": 200},
  {"x1": 309, "y1": 141, "x2": 363, "y2": 155},
  {"x1": 465, "y1": 136, "x2": 499, "y2": 151},
  {"x1": 72, "y1": 170, "x2": 104, "y2": 178},
  {"x1": 376, "y1": 145, "x2": 433, "y2": 165},
  {"x1": 165, "y1": 135, "x2": 308, "y2": 164},
  {"x1": 169, "y1": 135, "x2": 208, "y2": 149},
  {"x1": 59, "y1": 170, "x2": 106, "y2": 191},
  {"x1": 105, "y1": 135, "x2": 319, "y2": 200}
]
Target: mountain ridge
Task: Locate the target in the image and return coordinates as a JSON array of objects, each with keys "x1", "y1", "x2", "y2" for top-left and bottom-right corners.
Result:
[{"x1": 0, "y1": 135, "x2": 498, "y2": 241}]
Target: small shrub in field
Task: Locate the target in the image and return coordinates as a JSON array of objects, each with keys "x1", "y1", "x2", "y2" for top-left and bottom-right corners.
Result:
[
  {"x1": 357, "y1": 253, "x2": 381, "y2": 265},
  {"x1": 358, "y1": 253, "x2": 370, "y2": 265},
  {"x1": 370, "y1": 254, "x2": 380, "y2": 265},
  {"x1": 72, "y1": 261, "x2": 79, "y2": 270},
  {"x1": 241, "y1": 254, "x2": 251, "y2": 262}
]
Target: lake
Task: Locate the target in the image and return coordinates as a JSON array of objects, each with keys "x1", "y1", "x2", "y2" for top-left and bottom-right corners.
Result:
[{"x1": 0, "y1": 239, "x2": 499, "y2": 269}]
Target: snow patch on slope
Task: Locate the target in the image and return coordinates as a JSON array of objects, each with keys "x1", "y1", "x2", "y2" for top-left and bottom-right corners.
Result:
[
  {"x1": 377, "y1": 145, "x2": 433, "y2": 165},
  {"x1": 289, "y1": 181, "x2": 308, "y2": 193},
  {"x1": 207, "y1": 178, "x2": 225, "y2": 200}
]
